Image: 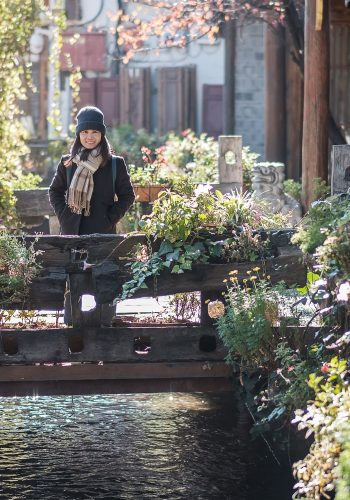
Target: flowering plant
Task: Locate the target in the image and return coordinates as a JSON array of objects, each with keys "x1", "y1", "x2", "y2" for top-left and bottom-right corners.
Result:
[{"x1": 216, "y1": 268, "x2": 290, "y2": 368}]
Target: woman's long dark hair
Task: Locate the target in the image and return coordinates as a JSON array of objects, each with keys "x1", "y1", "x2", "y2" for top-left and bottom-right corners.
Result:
[{"x1": 69, "y1": 134, "x2": 113, "y2": 166}]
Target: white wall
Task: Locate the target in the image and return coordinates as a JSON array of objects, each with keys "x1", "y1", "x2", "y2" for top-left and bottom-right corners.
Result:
[{"x1": 75, "y1": 0, "x2": 224, "y2": 134}]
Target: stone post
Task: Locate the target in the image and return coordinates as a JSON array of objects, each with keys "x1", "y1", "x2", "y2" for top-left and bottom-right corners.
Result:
[{"x1": 218, "y1": 135, "x2": 243, "y2": 193}]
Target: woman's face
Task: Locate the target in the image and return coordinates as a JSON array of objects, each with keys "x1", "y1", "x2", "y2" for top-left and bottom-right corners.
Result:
[{"x1": 79, "y1": 130, "x2": 102, "y2": 149}]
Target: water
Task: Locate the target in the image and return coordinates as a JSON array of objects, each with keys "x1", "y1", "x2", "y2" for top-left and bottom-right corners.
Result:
[{"x1": 0, "y1": 393, "x2": 293, "y2": 500}]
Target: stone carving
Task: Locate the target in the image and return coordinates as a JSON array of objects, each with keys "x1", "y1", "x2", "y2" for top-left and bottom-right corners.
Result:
[{"x1": 251, "y1": 162, "x2": 302, "y2": 225}]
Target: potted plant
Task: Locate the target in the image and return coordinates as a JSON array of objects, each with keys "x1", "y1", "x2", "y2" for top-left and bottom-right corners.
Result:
[{"x1": 130, "y1": 146, "x2": 169, "y2": 202}]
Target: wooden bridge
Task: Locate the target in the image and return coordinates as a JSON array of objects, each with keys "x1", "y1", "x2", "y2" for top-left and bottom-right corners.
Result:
[{"x1": 0, "y1": 230, "x2": 306, "y2": 397}]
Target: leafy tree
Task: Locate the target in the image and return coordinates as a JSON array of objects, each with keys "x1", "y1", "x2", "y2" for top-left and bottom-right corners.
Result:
[
  {"x1": 0, "y1": 0, "x2": 43, "y2": 229},
  {"x1": 114, "y1": 1, "x2": 303, "y2": 65}
]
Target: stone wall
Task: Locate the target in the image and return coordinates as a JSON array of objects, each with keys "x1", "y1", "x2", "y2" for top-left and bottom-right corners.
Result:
[{"x1": 234, "y1": 22, "x2": 265, "y2": 158}]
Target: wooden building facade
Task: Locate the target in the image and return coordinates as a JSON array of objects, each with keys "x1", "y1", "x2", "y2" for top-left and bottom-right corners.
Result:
[{"x1": 266, "y1": 0, "x2": 350, "y2": 183}]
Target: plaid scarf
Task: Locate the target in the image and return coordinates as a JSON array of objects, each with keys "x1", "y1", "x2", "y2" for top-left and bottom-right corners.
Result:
[{"x1": 66, "y1": 149, "x2": 103, "y2": 216}]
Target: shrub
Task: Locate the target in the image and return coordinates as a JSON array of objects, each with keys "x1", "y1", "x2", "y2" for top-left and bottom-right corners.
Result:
[{"x1": 0, "y1": 233, "x2": 42, "y2": 306}]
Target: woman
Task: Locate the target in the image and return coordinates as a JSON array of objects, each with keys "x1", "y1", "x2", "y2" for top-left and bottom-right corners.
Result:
[
  {"x1": 49, "y1": 106, "x2": 135, "y2": 235},
  {"x1": 49, "y1": 106, "x2": 135, "y2": 325}
]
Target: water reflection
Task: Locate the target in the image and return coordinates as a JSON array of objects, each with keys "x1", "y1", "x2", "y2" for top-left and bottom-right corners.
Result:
[{"x1": 0, "y1": 393, "x2": 292, "y2": 499}]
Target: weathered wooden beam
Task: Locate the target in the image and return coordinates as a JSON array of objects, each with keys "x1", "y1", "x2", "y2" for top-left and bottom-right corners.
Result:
[
  {"x1": 224, "y1": 20, "x2": 236, "y2": 134},
  {"x1": 0, "y1": 377, "x2": 233, "y2": 397},
  {"x1": 68, "y1": 273, "x2": 101, "y2": 328},
  {"x1": 302, "y1": 0, "x2": 330, "y2": 207},
  {"x1": 330, "y1": 0, "x2": 350, "y2": 24},
  {"x1": 264, "y1": 22, "x2": 286, "y2": 164},
  {"x1": 23, "y1": 228, "x2": 297, "y2": 269},
  {"x1": 97, "y1": 248, "x2": 305, "y2": 300},
  {"x1": 26, "y1": 233, "x2": 147, "y2": 267},
  {"x1": 0, "y1": 361, "x2": 231, "y2": 382},
  {"x1": 1, "y1": 248, "x2": 306, "y2": 310},
  {"x1": 0, "y1": 326, "x2": 226, "y2": 364}
]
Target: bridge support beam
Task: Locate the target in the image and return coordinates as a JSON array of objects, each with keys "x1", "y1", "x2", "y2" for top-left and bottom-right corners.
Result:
[{"x1": 0, "y1": 362, "x2": 233, "y2": 397}]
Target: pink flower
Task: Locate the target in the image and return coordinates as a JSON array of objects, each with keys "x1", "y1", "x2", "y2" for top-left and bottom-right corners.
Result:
[{"x1": 321, "y1": 363, "x2": 330, "y2": 373}]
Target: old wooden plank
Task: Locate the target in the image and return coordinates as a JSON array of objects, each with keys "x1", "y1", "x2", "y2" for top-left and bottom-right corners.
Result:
[
  {"x1": 1, "y1": 250, "x2": 305, "y2": 310},
  {"x1": 264, "y1": 22, "x2": 286, "y2": 164},
  {"x1": 331, "y1": 0, "x2": 350, "y2": 25},
  {"x1": 21, "y1": 229, "x2": 295, "y2": 268},
  {"x1": 285, "y1": 30, "x2": 303, "y2": 180},
  {"x1": 68, "y1": 273, "x2": 101, "y2": 328},
  {"x1": 0, "y1": 361, "x2": 231, "y2": 381},
  {"x1": 0, "y1": 326, "x2": 225, "y2": 364},
  {"x1": 0, "y1": 377, "x2": 233, "y2": 397},
  {"x1": 302, "y1": 0, "x2": 330, "y2": 207},
  {"x1": 94, "y1": 251, "x2": 305, "y2": 302}
]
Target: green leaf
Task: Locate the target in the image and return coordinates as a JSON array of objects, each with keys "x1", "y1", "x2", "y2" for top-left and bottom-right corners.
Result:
[
  {"x1": 158, "y1": 240, "x2": 174, "y2": 256},
  {"x1": 307, "y1": 271, "x2": 320, "y2": 284}
]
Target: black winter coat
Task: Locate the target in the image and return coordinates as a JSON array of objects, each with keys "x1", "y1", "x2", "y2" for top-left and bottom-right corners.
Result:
[{"x1": 49, "y1": 154, "x2": 135, "y2": 235}]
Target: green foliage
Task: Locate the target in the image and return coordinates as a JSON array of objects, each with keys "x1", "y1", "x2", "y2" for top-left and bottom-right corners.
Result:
[
  {"x1": 128, "y1": 145, "x2": 169, "y2": 186},
  {"x1": 47, "y1": 140, "x2": 68, "y2": 162},
  {"x1": 313, "y1": 177, "x2": 331, "y2": 200},
  {"x1": 109, "y1": 126, "x2": 260, "y2": 191},
  {"x1": 0, "y1": 233, "x2": 42, "y2": 306},
  {"x1": 139, "y1": 188, "x2": 287, "y2": 243},
  {"x1": 288, "y1": 195, "x2": 350, "y2": 498},
  {"x1": 216, "y1": 272, "x2": 287, "y2": 368},
  {"x1": 109, "y1": 124, "x2": 162, "y2": 168},
  {"x1": 317, "y1": 221, "x2": 350, "y2": 277},
  {"x1": 208, "y1": 225, "x2": 268, "y2": 263},
  {"x1": 242, "y1": 146, "x2": 260, "y2": 190},
  {"x1": 283, "y1": 179, "x2": 302, "y2": 203},
  {"x1": 120, "y1": 240, "x2": 209, "y2": 300},
  {"x1": 162, "y1": 129, "x2": 218, "y2": 183},
  {"x1": 292, "y1": 195, "x2": 350, "y2": 254},
  {"x1": 11, "y1": 173, "x2": 42, "y2": 190},
  {"x1": 271, "y1": 342, "x2": 315, "y2": 411},
  {"x1": 296, "y1": 271, "x2": 321, "y2": 296},
  {"x1": 120, "y1": 186, "x2": 289, "y2": 300},
  {"x1": 0, "y1": 0, "x2": 43, "y2": 227},
  {"x1": 292, "y1": 357, "x2": 349, "y2": 500},
  {"x1": 336, "y1": 429, "x2": 350, "y2": 500}
]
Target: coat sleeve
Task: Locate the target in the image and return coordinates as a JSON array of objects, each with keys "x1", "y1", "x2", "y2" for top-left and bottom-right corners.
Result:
[
  {"x1": 108, "y1": 157, "x2": 136, "y2": 224},
  {"x1": 48, "y1": 156, "x2": 68, "y2": 219}
]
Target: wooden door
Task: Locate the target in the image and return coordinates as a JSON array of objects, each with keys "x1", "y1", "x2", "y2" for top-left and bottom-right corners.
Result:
[
  {"x1": 119, "y1": 67, "x2": 151, "y2": 130},
  {"x1": 157, "y1": 66, "x2": 196, "y2": 135},
  {"x1": 77, "y1": 78, "x2": 95, "y2": 108},
  {"x1": 202, "y1": 84, "x2": 223, "y2": 138},
  {"x1": 97, "y1": 78, "x2": 120, "y2": 128}
]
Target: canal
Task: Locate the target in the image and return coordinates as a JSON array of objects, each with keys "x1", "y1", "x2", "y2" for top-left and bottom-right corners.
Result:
[{"x1": 0, "y1": 392, "x2": 293, "y2": 499}]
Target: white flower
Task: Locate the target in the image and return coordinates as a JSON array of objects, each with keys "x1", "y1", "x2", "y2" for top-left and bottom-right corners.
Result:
[
  {"x1": 337, "y1": 281, "x2": 350, "y2": 303},
  {"x1": 194, "y1": 183, "x2": 212, "y2": 197}
]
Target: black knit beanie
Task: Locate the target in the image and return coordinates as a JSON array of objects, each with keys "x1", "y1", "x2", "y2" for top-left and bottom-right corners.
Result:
[{"x1": 76, "y1": 106, "x2": 106, "y2": 135}]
